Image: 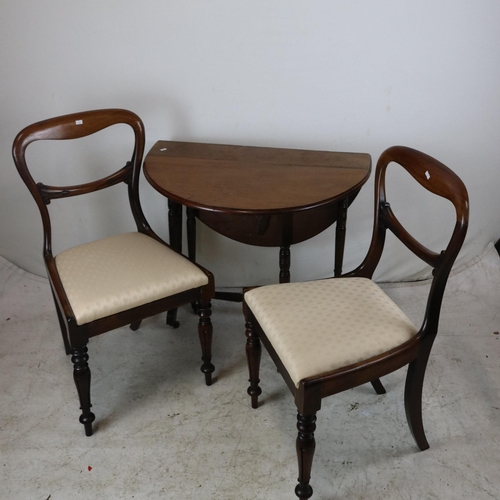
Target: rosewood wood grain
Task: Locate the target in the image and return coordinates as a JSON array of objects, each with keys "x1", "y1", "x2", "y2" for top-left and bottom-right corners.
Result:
[
  {"x1": 12, "y1": 109, "x2": 216, "y2": 436},
  {"x1": 144, "y1": 141, "x2": 371, "y2": 287},
  {"x1": 296, "y1": 413, "x2": 317, "y2": 500},
  {"x1": 145, "y1": 141, "x2": 371, "y2": 213},
  {"x1": 243, "y1": 146, "x2": 469, "y2": 498}
]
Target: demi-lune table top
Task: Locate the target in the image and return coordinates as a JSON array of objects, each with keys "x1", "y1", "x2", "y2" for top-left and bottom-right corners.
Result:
[
  {"x1": 144, "y1": 140, "x2": 371, "y2": 298},
  {"x1": 144, "y1": 141, "x2": 371, "y2": 214}
]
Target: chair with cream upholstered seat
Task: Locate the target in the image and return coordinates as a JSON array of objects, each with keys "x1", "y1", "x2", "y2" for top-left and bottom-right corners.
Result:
[
  {"x1": 12, "y1": 109, "x2": 215, "y2": 436},
  {"x1": 243, "y1": 146, "x2": 469, "y2": 499}
]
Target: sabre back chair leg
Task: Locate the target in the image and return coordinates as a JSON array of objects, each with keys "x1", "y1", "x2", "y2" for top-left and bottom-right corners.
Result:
[
  {"x1": 371, "y1": 378, "x2": 387, "y2": 395},
  {"x1": 404, "y1": 342, "x2": 434, "y2": 451}
]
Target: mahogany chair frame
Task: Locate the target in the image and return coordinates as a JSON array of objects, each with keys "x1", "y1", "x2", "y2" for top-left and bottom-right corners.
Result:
[
  {"x1": 12, "y1": 109, "x2": 215, "y2": 436},
  {"x1": 244, "y1": 146, "x2": 469, "y2": 499}
]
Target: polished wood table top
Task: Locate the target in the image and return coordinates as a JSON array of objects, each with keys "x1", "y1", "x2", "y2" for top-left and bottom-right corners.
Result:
[
  {"x1": 144, "y1": 141, "x2": 371, "y2": 214},
  {"x1": 144, "y1": 141, "x2": 371, "y2": 302}
]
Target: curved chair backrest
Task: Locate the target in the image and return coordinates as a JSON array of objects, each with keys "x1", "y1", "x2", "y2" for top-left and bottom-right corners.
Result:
[
  {"x1": 12, "y1": 108, "x2": 148, "y2": 257},
  {"x1": 352, "y1": 145, "x2": 469, "y2": 337}
]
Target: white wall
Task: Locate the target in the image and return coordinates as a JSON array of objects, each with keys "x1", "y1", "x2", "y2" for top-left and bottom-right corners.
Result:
[{"x1": 2, "y1": 1, "x2": 500, "y2": 286}]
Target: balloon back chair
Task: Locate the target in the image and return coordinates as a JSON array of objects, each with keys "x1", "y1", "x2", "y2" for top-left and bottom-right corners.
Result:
[
  {"x1": 12, "y1": 109, "x2": 215, "y2": 436},
  {"x1": 243, "y1": 146, "x2": 469, "y2": 499}
]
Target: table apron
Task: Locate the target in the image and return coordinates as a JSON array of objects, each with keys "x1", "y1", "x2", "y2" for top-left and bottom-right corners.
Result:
[{"x1": 194, "y1": 190, "x2": 360, "y2": 247}]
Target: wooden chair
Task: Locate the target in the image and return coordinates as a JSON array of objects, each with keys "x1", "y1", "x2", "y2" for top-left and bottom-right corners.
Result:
[
  {"x1": 12, "y1": 109, "x2": 215, "y2": 436},
  {"x1": 243, "y1": 146, "x2": 469, "y2": 499}
]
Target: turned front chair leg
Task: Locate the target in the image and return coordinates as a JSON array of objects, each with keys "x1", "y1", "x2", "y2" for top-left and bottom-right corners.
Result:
[
  {"x1": 71, "y1": 345, "x2": 96, "y2": 436},
  {"x1": 245, "y1": 319, "x2": 262, "y2": 409},
  {"x1": 197, "y1": 301, "x2": 215, "y2": 386},
  {"x1": 295, "y1": 413, "x2": 317, "y2": 499}
]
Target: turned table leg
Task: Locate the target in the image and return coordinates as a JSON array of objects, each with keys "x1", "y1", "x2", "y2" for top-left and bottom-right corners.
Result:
[
  {"x1": 166, "y1": 200, "x2": 182, "y2": 328},
  {"x1": 334, "y1": 197, "x2": 348, "y2": 277}
]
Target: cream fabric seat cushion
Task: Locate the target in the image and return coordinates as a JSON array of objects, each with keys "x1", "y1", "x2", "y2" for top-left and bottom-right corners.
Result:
[
  {"x1": 55, "y1": 232, "x2": 209, "y2": 325},
  {"x1": 245, "y1": 277, "x2": 418, "y2": 388}
]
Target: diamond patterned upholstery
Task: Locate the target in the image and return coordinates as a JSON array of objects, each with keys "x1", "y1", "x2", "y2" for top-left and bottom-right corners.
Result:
[
  {"x1": 245, "y1": 277, "x2": 418, "y2": 387},
  {"x1": 56, "y1": 232, "x2": 209, "y2": 325}
]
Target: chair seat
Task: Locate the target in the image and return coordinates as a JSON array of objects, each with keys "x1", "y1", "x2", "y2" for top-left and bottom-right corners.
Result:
[
  {"x1": 56, "y1": 232, "x2": 209, "y2": 325},
  {"x1": 245, "y1": 277, "x2": 418, "y2": 387}
]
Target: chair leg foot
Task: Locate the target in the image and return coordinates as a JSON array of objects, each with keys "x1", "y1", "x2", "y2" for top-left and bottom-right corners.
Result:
[
  {"x1": 203, "y1": 370, "x2": 214, "y2": 386},
  {"x1": 130, "y1": 320, "x2": 141, "y2": 331},
  {"x1": 371, "y1": 378, "x2": 386, "y2": 394},
  {"x1": 166, "y1": 309, "x2": 180, "y2": 328},
  {"x1": 71, "y1": 345, "x2": 96, "y2": 436},
  {"x1": 245, "y1": 319, "x2": 262, "y2": 409},
  {"x1": 296, "y1": 413, "x2": 316, "y2": 499},
  {"x1": 295, "y1": 483, "x2": 313, "y2": 500},
  {"x1": 81, "y1": 414, "x2": 95, "y2": 437},
  {"x1": 197, "y1": 301, "x2": 214, "y2": 385}
]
